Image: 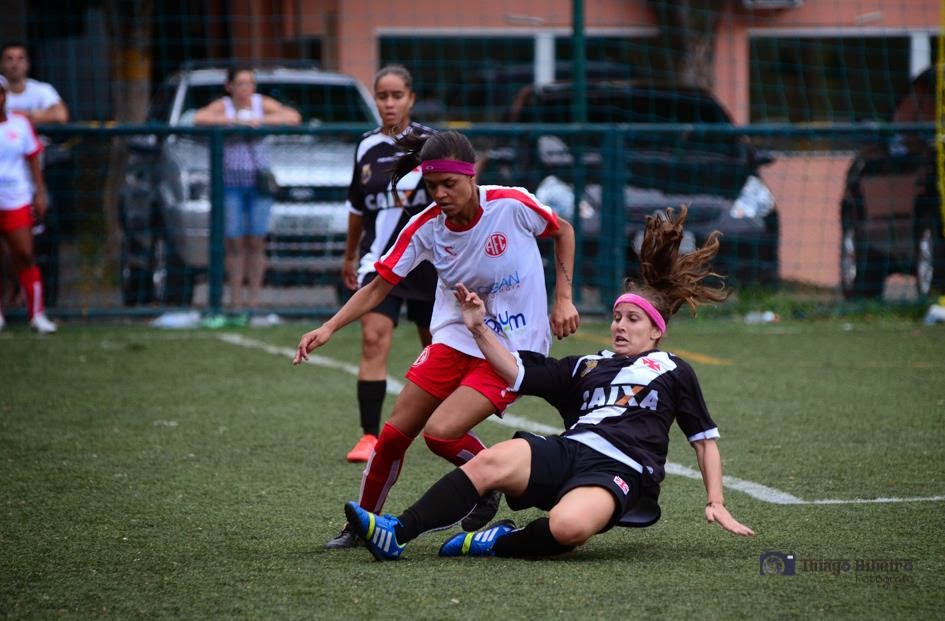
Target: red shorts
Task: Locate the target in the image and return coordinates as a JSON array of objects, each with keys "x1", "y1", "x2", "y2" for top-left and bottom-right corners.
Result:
[
  {"x1": 0, "y1": 206, "x2": 32, "y2": 233},
  {"x1": 406, "y1": 343, "x2": 518, "y2": 414}
]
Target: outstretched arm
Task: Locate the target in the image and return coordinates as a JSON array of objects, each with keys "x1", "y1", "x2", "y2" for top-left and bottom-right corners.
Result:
[
  {"x1": 454, "y1": 283, "x2": 519, "y2": 385},
  {"x1": 293, "y1": 276, "x2": 394, "y2": 364},
  {"x1": 692, "y1": 439, "x2": 755, "y2": 536},
  {"x1": 546, "y1": 217, "x2": 579, "y2": 339}
]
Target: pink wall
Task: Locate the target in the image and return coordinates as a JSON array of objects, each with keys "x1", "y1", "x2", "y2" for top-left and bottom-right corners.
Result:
[{"x1": 287, "y1": 0, "x2": 937, "y2": 287}]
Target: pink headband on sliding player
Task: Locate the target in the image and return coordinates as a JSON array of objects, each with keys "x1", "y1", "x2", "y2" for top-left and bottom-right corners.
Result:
[
  {"x1": 421, "y1": 159, "x2": 475, "y2": 176},
  {"x1": 613, "y1": 293, "x2": 667, "y2": 335}
]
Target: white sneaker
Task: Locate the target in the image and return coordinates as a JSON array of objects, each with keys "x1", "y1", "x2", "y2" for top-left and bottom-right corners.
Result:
[{"x1": 30, "y1": 313, "x2": 57, "y2": 334}]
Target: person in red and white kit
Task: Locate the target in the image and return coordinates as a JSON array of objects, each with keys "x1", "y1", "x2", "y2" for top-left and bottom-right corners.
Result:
[
  {"x1": 0, "y1": 75, "x2": 56, "y2": 332},
  {"x1": 294, "y1": 130, "x2": 580, "y2": 548}
]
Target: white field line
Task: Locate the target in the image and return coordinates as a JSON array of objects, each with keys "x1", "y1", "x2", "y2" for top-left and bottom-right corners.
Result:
[{"x1": 219, "y1": 333, "x2": 944, "y2": 506}]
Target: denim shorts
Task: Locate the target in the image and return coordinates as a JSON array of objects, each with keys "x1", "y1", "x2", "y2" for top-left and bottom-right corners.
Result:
[{"x1": 224, "y1": 186, "x2": 272, "y2": 238}]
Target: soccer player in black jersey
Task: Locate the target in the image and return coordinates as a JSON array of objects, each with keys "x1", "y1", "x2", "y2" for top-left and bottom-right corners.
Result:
[
  {"x1": 339, "y1": 65, "x2": 437, "y2": 467},
  {"x1": 344, "y1": 206, "x2": 754, "y2": 561}
]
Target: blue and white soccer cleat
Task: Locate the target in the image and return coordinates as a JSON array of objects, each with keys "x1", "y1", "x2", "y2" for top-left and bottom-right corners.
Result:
[
  {"x1": 438, "y1": 519, "x2": 517, "y2": 557},
  {"x1": 344, "y1": 501, "x2": 406, "y2": 561}
]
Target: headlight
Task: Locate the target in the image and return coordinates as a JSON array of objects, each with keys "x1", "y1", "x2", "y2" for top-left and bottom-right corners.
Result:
[
  {"x1": 182, "y1": 169, "x2": 210, "y2": 202},
  {"x1": 730, "y1": 175, "x2": 775, "y2": 219}
]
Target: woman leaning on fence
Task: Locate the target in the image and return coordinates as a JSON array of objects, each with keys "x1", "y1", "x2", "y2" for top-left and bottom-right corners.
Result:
[{"x1": 194, "y1": 65, "x2": 300, "y2": 313}]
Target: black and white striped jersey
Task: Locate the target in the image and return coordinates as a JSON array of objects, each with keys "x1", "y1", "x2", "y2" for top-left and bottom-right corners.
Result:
[
  {"x1": 345, "y1": 121, "x2": 437, "y2": 300},
  {"x1": 511, "y1": 348, "x2": 719, "y2": 486}
]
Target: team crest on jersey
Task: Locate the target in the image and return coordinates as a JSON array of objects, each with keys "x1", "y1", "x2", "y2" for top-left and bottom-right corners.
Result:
[
  {"x1": 360, "y1": 163, "x2": 372, "y2": 185},
  {"x1": 580, "y1": 360, "x2": 598, "y2": 377},
  {"x1": 484, "y1": 233, "x2": 508, "y2": 257},
  {"x1": 412, "y1": 346, "x2": 431, "y2": 367},
  {"x1": 613, "y1": 475, "x2": 630, "y2": 495}
]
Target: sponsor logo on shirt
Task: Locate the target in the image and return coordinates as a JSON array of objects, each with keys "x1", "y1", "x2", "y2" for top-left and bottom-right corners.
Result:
[
  {"x1": 364, "y1": 189, "x2": 428, "y2": 210},
  {"x1": 484, "y1": 232, "x2": 507, "y2": 257},
  {"x1": 579, "y1": 384, "x2": 659, "y2": 412},
  {"x1": 360, "y1": 163, "x2": 372, "y2": 185},
  {"x1": 474, "y1": 271, "x2": 521, "y2": 296},
  {"x1": 484, "y1": 309, "x2": 527, "y2": 335}
]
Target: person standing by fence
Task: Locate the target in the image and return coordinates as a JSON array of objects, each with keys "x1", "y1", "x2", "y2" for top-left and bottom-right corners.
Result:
[
  {"x1": 194, "y1": 65, "x2": 300, "y2": 313},
  {"x1": 0, "y1": 76, "x2": 56, "y2": 332},
  {"x1": 340, "y1": 65, "x2": 438, "y2": 464},
  {"x1": 0, "y1": 42, "x2": 69, "y2": 125}
]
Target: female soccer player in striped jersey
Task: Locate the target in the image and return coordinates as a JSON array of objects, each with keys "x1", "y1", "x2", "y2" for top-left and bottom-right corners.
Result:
[{"x1": 345, "y1": 206, "x2": 754, "y2": 561}]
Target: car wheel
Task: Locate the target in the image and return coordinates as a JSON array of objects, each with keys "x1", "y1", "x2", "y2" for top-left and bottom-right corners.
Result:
[
  {"x1": 914, "y1": 210, "x2": 945, "y2": 298},
  {"x1": 840, "y1": 220, "x2": 884, "y2": 299},
  {"x1": 153, "y1": 232, "x2": 194, "y2": 306}
]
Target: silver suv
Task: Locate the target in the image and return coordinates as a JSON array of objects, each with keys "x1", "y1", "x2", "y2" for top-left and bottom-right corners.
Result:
[{"x1": 119, "y1": 66, "x2": 379, "y2": 305}]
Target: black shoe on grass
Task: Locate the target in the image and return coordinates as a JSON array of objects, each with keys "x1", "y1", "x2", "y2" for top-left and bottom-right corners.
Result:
[
  {"x1": 324, "y1": 524, "x2": 362, "y2": 549},
  {"x1": 461, "y1": 490, "x2": 503, "y2": 532}
]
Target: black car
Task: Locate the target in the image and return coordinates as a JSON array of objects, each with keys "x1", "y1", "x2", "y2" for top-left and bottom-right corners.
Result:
[
  {"x1": 839, "y1": 68, "x2": 943, "y2": 299},
  {"x1": 482, "y1": 81, "x2": 779, "y2": 289}
]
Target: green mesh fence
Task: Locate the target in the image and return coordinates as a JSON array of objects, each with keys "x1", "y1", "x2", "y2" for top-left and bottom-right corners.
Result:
[{"x1": 1, "y1": 1, "x2": 941, "y2": 320}]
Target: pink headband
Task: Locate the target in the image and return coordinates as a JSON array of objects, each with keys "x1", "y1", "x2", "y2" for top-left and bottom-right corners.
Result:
[
  {"x1": 613, "y1": 293, "x2": 667, "y2": 335},
  {"x1": 421, "y1": 159, "x2": 475, "y2": 176}
]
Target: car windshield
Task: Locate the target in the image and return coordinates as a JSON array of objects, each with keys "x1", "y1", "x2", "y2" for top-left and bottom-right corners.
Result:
[{"x1": 177, "y1": 82, "x2": 375, "y2": 125}]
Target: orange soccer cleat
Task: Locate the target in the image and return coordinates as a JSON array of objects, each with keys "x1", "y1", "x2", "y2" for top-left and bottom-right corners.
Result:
[{"x1": 346, "y1": 433, "x2": 378, "y2": 463}]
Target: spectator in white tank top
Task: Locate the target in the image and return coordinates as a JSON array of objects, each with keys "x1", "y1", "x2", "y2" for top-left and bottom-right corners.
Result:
[{"x1": 194, "y1": 66, "x2": 300, "y2": 312}]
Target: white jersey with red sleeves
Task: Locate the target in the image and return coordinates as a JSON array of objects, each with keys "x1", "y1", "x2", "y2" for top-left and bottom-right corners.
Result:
[
  {"x1": 0, "y1": 113, "x2": 42, "y2": 209},
  {"x1": 375, "y1": 184, "x2": 559, "y2": 358}
]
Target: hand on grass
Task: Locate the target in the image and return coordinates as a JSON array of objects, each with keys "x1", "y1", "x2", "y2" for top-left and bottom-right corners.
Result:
[{"x1": 705, "y1": 503, "x2": 755, "y2": 536}]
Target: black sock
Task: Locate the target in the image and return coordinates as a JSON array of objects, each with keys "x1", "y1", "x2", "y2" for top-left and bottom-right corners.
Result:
[
  {"x1": 493, "y1": 517, "x2": 575, "y2": 558},
  {"x1": 395, "y1": 469, "x2": 481, "y2": 543},
  {"x1": 356, "y1": 380, "x2": 386, "y2": 436}
]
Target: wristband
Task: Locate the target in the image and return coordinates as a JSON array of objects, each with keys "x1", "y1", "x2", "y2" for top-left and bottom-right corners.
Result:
[{"x1": 706, "y1": 501, "x2": 725, "y2": 507}]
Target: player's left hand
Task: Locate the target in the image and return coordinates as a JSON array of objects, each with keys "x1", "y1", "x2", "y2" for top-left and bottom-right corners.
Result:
[
  {"x1": 705, "y1": 503, "x2": 755, "y2": 536},
  {"x1": 32, "y1": 189, "x2": 48, "y2": 221},
  {"x1": 550, "y1": 298, "x2": 579, "y2": 340}
]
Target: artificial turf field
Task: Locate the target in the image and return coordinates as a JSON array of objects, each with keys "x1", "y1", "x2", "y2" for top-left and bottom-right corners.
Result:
[{"x1": 1, "y1": 316, "x2": 943, "y2": 619}]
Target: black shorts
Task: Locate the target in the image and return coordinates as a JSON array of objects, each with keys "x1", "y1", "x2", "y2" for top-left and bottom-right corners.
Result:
[
  {"x1": 362, "y1": 272, "x2": 434, "y2": 328},
  {"x1": 507, "y1": 432, "x2": 642, "y2": 532}
]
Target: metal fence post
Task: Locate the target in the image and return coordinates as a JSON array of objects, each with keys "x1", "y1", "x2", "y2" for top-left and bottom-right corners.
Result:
[
  {"x1": 208, "y1": 128, "x2": 226, "y2": 314},
  {"x1": 599, "y1": 129, "x2": 625, "y2": 305}
]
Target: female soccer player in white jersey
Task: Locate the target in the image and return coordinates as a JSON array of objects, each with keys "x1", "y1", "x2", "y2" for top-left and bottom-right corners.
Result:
[
  {"x1": 294, "y1": 130, "x2": 580, "y2": 548},
  {"x1": 344, "y1": 206, "x2": 754, "y2": 561},
  {"x1": 0, "y1": 75, "x2": 56, "y2": 333}
]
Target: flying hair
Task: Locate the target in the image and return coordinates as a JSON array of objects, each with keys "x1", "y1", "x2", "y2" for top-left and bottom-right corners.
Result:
[
  {"x1": 389, "y1": 130, "x2": 476, "y2": 191},
  {"x1": 622, "y1": 205, "x2": 728, "y2": 325}
]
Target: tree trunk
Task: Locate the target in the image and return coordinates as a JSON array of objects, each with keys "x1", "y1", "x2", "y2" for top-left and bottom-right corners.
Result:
[
  {"x1": 647, "y1": 0, "x2": 723, "y2": 90},
  {"x1": 103, "y1": 0, "x2": 153, "y2": 274}
]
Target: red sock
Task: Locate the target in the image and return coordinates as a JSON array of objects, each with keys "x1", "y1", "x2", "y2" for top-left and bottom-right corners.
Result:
[
  {"x1": 358, "y1": 422, "x2": 414, "y2": 513},
  {"x1": 422, "y1": 432, "x2": 487, "y2": 466},
  {"x1": 17, "y1": 266, "x2": 43, "y2": 318}
]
